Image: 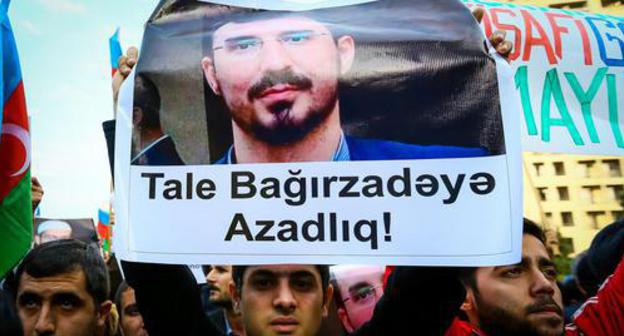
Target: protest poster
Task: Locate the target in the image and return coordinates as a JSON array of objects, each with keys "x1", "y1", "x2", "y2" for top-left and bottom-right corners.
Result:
[
  {"x1": 34, "y1": 218, "x2": 99, "y2": 245},
  {"x1": 113, "y1": 0, "x2": 522, "y2": 265},
  {"x1": 466, "y1": 0, "x2": 624, "y2": 156}
]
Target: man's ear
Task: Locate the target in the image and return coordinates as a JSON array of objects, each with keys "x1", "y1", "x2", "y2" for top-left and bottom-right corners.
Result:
[
  {"x1": 460, "y1": 287, "x2": 477, "y2": 319},
  {"x1": 337, "y1": 307, "x2": 355, "y2": 333},
  {"x1": 322, "y1": 284, "x2": 334, "y2": 317},
  {"x1": 201, "y1": 56, "x2": 221, "y2": 95},
  {"x1": 336, "y1": 36, "x2": 355, "y2": 75},
  {"x1": 96, "y1": 300, "x2": 113, "y2": 328},
  {"x1": 229, "y1": 282, "x2": 241, "y2": 314}
]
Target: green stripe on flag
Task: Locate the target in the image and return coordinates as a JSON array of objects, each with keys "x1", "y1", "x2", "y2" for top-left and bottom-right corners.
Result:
[{"x1": 0, "y1": 172, "x2": 33, "y2": 279}]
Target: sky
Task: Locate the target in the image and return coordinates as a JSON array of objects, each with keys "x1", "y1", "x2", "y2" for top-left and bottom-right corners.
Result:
[{"x1": 10, "y1": 0, "x2": 157, "y2": 221}]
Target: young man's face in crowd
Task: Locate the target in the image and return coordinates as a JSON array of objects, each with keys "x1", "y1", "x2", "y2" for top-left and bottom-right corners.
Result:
[
  {"x1": 16, "y1": 269, "x2": 110, "y2": 336},
  {"x1": 207, "y1": 265, "x2": 234, "y2": 306},
  {"x1": 202, "y1": 16, "x2": 354, "y2": 145},
  {"x1": 231, "y1": 264, "x2": 333, "y2": 336},
  {"x1": 464, "y1": 234, "x2": 564, "y2": 336},
  {"x1": 120, "y1": 286, "x2": 149, "y2": 336},
  {"x1": 332, "y1": 265, "x2": 384, "y2": 333}
]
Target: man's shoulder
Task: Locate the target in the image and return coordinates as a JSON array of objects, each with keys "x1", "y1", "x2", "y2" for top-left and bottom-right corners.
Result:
[
  {"x1": 346, "y1": 136, "x2": 488, "y2": 161},
  {"x1": 132, "y1": 135, "x2": 185, "y2": 165}
]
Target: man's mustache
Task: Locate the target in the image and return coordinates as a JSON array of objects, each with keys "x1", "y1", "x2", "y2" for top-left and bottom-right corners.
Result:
[
  {"x1": 525, "y1": 297, "x2": 563, "y2": 316},
  {"x1": 248, "y1": 69, "x2": 313, "y2": 100}
]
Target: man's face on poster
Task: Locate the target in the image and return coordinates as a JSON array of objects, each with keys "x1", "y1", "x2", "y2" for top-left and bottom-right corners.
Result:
[
  {"x1": 35, "y1": 221, "x2": 73, "y2": 245},
  {"x1": 202, "y1": 16, "x2": 355, "y2": 145}
]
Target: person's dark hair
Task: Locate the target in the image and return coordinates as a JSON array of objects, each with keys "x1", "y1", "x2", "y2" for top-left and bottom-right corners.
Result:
[
  {"x1": 0, "y1": 289, "x2": 22, "y2": 336},
  {"x1": 201, "y1": 265, "x2": 211, "y2": 277},
  {"x1": 459, "y1": 218, "x2": 547, "y2": 291},
  {"x1": 5, "y1": 239, "x2": 110, "y2": 306},
  {"x1": 114, "y1": 281, "x2": 131, "y2": 317},
  {"x1": 134, "y1": 74, "x2": 162, "y2": 130},
  {"x1": 232, "y1": 265, "x2": 330, "y2": 293}
]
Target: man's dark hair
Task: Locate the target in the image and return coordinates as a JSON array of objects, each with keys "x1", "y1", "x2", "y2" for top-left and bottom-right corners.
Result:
[
  {"x1": 134, "y1": 74, "x2": 162, "y2": 130},
  {"x1": 232, "y1": 265, "x2": 330, "y2": 293},
  {"x1": 459, "y1": 218, "x2": 547, "y2": 291},
  {"x1": 5, "y1": 239, "x2": 110, "y2": 306}
]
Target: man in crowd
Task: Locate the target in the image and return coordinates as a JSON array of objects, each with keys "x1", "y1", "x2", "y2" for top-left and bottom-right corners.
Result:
[
  {"x1": 115, "y1": 281, "x2": 149, "y2": 336},
  {"x1": 330, "y1": 265, "x2": 384, "y2": 333},
  {"x1": 4, "y1": 239, "x2": 112, "y2": 336},
  {"x1": 446, "y1": 218, "x2": 624, "y2": 336},
  {"x1": 130, "y1": 73, "x2": 183, "y2": 165},
  {"x1": 205, "y1": 265, "x2": 243, "y2": 335}
]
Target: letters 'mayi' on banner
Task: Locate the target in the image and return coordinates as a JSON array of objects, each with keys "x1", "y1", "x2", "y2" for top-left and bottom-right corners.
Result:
[{"x1": 114, "y1": 0, "x2": 523, "y2": 266}]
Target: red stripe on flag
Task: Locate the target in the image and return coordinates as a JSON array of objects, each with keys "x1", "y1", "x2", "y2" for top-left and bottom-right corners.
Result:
[{"x1": 1, "y1": 82, "x2": 30, "y2": 201}]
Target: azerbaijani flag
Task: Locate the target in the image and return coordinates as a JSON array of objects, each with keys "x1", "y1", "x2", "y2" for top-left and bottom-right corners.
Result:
[
  {"x1": 109, "y1": 28, "x2": 122, "y2": 76},
  {"x1": 97, "y1": 209, "x2": 111, "y2": 252},
  {"x1": 0, "y1": 0, "x2": 33, "y2": 278}
]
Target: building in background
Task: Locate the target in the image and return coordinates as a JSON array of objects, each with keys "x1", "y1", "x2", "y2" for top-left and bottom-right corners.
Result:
[
  {"x1": 503, "y1": 0, "x2": 624, "y2": 15},
  {"x1": 524, "y1": 153, "x2": 624, "y2": 255}
]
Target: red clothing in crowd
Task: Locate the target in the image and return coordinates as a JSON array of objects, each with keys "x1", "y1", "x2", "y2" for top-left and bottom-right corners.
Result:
[{"x1": 445, "y1": 256, "x2": 624, "y2": 336}]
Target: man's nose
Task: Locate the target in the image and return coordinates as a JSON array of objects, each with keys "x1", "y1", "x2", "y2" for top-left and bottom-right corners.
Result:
[
  {"x1": 34, "y1": 304, "x2": 55, "y2": 334},
  {"x1": 273, "y1": 280, "x2": 297, "y2": 313},
  {"x1": 258, "y1": 39, "x2": 294, "y2": 72},
  {"x1": 530, "y1": 269, "x2": 556, "y2": 297}
]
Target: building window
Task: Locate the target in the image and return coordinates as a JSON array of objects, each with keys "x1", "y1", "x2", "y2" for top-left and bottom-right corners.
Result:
[
  {"x1": 603, "y1": 159, "x2": 622, "y2": 177},
  {"x1": 578, "y1": 160, "x2": 595, "y2": 178},
  {"x1": 553, "y1": 162, "x2": 565, "y2": 176},
  {"x1": 544, "y1": 212, "x2": 553, "y2": 225},
  {"x1": 613, "y1": 211, "x2": 624, "y2": 220},
  {"x1": 580, "y1": 186, "x2": 600, "y2": 204},
  {"x1": 561, "y1": 212, "x2": 574, "y2": 227},
  {"x1": 537, "y1": 187, "x2": 548, "y2": 201},
  {"x1": 587, "y1": 211, "x2": 606, "y2": 230},
  {"x1": 534, "y1": 162, "x2": 544, "y2": 176},
  {"x1": 557, "y1": 187, "x2": 570, "y2": 201},
  {"x1": 607, "y1": 185, "x2": 624, "y2": 202}
]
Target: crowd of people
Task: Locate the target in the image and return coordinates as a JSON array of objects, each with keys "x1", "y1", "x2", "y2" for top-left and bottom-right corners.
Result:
[{"x1": 2, "y1": 4, "x2": 623, "y2": 336}]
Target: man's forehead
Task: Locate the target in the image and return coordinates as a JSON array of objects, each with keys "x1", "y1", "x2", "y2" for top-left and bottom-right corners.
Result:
[
  {"x1": 214, "y1": 16, "x2": 329, "y2": 40},
  {"x1": 19, "y1": 269, "x2": 87, "y2": 294},
  {"x1": 521, "y1": 234, "x2": 551, "y2": 261}
]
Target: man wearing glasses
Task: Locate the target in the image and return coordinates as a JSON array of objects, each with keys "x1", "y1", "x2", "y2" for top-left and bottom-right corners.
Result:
[
  {"x1": 201, "y1": 13, "x2": 487, "y2": 164},
  {"x1": 330, "y1": 265, "x2": 385, "y2": 333}
]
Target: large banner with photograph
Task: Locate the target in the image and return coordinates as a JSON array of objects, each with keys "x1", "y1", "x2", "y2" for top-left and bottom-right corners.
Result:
[
  {"x1": 466, "y1": 0, "x2": 624, "y2": 156},
  {"x1": 114, "y1": 0, "x2": 522, "y2": 265}
]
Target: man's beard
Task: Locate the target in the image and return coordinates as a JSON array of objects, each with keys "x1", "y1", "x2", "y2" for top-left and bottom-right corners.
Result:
[
  {"x1": 475, "y1": 296, "x2": 564, "y2": 336},
  {"x1": 230, "y1": 68, "x2": 338, "y2": 146}
]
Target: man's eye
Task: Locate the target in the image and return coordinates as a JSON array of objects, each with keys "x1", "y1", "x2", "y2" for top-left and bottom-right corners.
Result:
[
  {"x1": 502, "y1": 267, "x2": 523, "y2": 277},
  {"x1": 353, "y1": 287, "x2": 374, "y2": 302},
  {"x1": 282, "y1": 33, "x2": 311, "y2": 44},
  {"x1": 21, "y1": 298, "x2": 39, "y2": 309},
  {"x1": 252, "y1": 277, "x2": 275, "y2": 290},
  {"x1": 228, "y1": 40, "x2": 259, "y2": 52},
  {"x1": 543, "y1": 267, "x2": 558, "y2": 279},
  {"x1": 291, "y1": 279, "x2": 314, "y2": 291}
]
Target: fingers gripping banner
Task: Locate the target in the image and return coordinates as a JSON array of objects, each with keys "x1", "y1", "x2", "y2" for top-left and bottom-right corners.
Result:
[
  {"x1": 466, "y1": 0, "x2": 624, "y2": 156},
  {"x1": 114, "y1": 0, "x2": 523, "y2": 265}
]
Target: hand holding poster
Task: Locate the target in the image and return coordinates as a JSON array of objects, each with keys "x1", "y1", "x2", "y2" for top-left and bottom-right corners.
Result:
[
  {"x1": 114, "y1": 0, "x2": 522, "y2": 265},
  {"x1": 466, "y1": 0, "x2": 624, "y2": 155}
]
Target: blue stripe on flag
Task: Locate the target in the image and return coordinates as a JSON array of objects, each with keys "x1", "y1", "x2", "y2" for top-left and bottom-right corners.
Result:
[
  {"x1": 98, "y1": 209, "x2": 110, "y2": 226},
  {"x1": 109, "y1": 28, "x2": 122, "y2": 70},
  {"x1": 1, "y1": 0, "x2": 22, "y2": 136}
]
